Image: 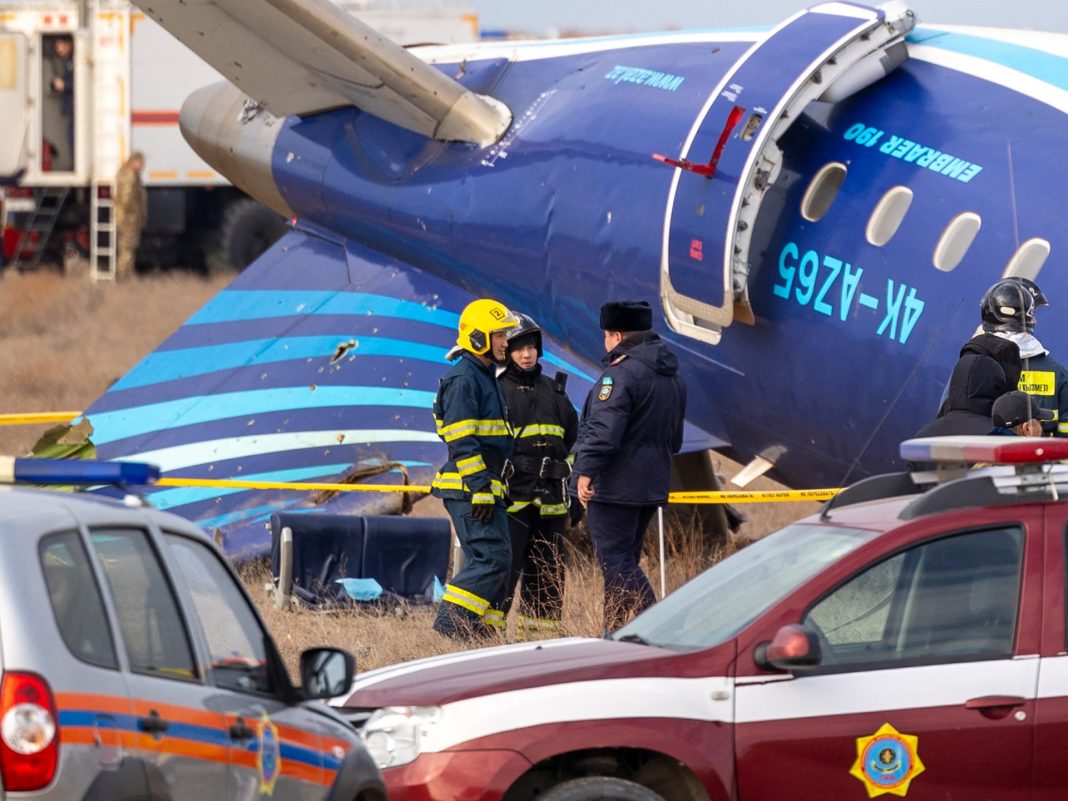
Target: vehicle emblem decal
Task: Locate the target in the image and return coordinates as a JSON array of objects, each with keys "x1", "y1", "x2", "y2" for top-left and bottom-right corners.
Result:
[
  {"x1": 850, "y1": 722, "x2": 925, "y2": 797},
  {"x1": 598, "y1": 376, "x2": 613, "y2": 401},
  {"x1": 258, "y1": 710, "x2": 282, "y2": 795}
]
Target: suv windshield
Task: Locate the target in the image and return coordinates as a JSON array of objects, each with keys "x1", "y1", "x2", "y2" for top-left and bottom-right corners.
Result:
[{"x1": 612, "y1": 522, "x2": 878, "y2": 650}]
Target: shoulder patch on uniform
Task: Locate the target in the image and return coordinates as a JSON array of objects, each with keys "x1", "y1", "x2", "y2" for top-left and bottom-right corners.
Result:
[{"x1": 598, "y1": 378, "x2": 613, "y2": 401}]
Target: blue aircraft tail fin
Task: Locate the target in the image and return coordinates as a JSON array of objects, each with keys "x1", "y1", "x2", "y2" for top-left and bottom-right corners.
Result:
[{"x1": 84, "y1": 227, "x2": 601, "y2": 557}]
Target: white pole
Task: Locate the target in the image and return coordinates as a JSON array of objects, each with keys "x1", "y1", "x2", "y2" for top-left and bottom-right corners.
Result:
[
  {"x1": 657, "y1": 506, "x2": 666, "y2": 598},
  {"x1": 275, "y1": 526, "x2": 293, "y2": 609}
]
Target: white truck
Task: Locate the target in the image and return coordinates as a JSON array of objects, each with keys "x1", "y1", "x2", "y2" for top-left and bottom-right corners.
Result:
[{"x1": 0, "y1": 0, "x2": 477, "y2": 277}]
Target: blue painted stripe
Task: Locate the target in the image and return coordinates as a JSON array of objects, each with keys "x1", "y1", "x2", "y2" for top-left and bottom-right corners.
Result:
[
  {"x1": 91, "y1": 356, "x2": 444, "y2": 416},
  {"x1": 160, "y1": 462, "x2": 439, "y2": 522},
  {"x1": 60, "y1": 711, "x2": 229, "y2": 748},
  {"x1": 109, "y1": 326, "x2": 591, "y2": 390},
  {"x1": 62, "y1": 709, "x2": 331, "y2": 769},
  {"x1": 543, "y1": 351, "x2": 594, "y2": 381},
  {"x1": 204, "y1": 502, "x2": 309, "y2": 531},
  {"x1": 149, "y1": 462, "x2": 355, "y2": 509},
  {"x1": 141, "y1": 444, "x2": 440, "y2": 515},
  {"x1": 111, "y1": 428, "x2": 441, "y2": 474},
  {"x1": 198, "y1": 464, "x2": 436, "y2": 532},
  {"x1": 94, "y1": 406, "x2": 436, "y2": 456},
  {"x1": 187, "y1": 290, "x2": 460, "y2": 328},
  {"x1": 112, "y1": 336, "x2": 452, "y2": 390},
  {"x1": 911, "y1": 29, "x2": 1068, "y2": 92},
  {"x1": 89, "y1": 386, "x2": 437, "y2": 445},
  {"x1": 159, "y1": 314, "x2": 448, "y2": 351},
  {"x1": 233, "y1": 733, "x2": 330, "y2": 770},
  {"x1": 103, "y1": 331, "x2": 593, "y2": 397},
  {"x1": 148, "y1": 461, "x2": 429, "y2": 510}
]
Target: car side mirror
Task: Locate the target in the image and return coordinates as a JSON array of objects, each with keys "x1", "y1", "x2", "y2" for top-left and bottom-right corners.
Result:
[
  {"x1": 299, "y1": 647, "x2": 356, "y2": 700},
  {"x1": 754, "y1": 623, "x2": 822, "y2": 671}
]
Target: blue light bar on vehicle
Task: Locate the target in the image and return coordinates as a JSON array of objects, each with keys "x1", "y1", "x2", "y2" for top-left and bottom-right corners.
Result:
[
  {"x1": 900, "y1": 436, "x2": 1068, "y2": 465},
  {"x1": 0, "y1": 457, "x2": 161, "y2": 486}
]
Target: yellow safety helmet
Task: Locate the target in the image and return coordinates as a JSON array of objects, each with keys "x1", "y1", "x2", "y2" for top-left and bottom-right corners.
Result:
[{"x1": 457, "y1": 298, "x2": 519, "y2": 355}]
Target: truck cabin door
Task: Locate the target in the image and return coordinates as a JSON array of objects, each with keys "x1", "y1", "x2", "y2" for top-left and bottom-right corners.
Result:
[{"x1": 38, "y1": 31, "x2": 82, "y2": 176}]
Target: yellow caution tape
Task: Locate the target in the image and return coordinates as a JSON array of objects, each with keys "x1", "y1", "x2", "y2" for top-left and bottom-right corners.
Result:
[
  {"x1": 156, "y1": 476, "x2": 839, "y2": 503},
  {"x1": 668, "y1": 488, "x2": 840, "y2": 504},
  {"x1": 156, "y1": 477, "x2": 432, "y2": 494},
  {"x1": 0, "y1": 412, "x2": 82, "y2": 426},
  {"x1": 3, "y1": 414, "x2": 843, "y2": 505}
]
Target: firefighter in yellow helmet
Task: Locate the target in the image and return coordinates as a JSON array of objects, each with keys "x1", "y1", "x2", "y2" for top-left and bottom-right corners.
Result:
[{"x1": 431, "y1": 298, "x2": 519, "y2": 639}]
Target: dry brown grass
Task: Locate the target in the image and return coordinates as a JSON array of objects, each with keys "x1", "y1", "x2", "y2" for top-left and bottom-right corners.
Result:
[
  {"x1": 0, "y1": 269, "x2": 229, "y2": 455},
  {"x1": 245, "y1": 483, "x2": 820, "y2": 677},
  {"x1": 243, "y1": 522, "x2": 740, "y2": 674},
  {"x1": 2, "y1": 268, "x2": 819, "y2": 679}
]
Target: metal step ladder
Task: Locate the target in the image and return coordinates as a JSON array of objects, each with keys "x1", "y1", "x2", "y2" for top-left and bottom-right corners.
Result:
[
  {"x1": 90, "y1": 185, "x2": 116, "y2": 281},
  {"x1": 89, "y1": 6, "x2": 129, "y2": 282},
  {"x1": 9, "y1": 187, "x2": 70, "y2": 271}
]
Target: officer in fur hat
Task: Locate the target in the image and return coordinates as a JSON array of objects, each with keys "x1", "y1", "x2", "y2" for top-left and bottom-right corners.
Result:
[{"x1": 571, "y1": 300, "x2": 687, "y2": 632}]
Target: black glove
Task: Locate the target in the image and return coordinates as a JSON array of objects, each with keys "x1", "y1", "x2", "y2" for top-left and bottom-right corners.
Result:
[
  {"x1": 470, "y1": 500, "x2": 495, "y2": 524},
  {"x1": 568, "y1": 502, "x2": 585, "y2": 527}
]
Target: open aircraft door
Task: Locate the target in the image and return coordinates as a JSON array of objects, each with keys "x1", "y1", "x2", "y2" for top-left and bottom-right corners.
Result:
[
  {"x1": 0, "y1": 33, "x2": 28, "y2": 179},
  {"x1": 661, "y1": 1, "x2": 915, "y2": 345}
]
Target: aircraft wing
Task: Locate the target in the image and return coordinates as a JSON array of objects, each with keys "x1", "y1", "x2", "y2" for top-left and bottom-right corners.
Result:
[{"x1": 133, "y1": 0, "x2": 511, "y2": 145}]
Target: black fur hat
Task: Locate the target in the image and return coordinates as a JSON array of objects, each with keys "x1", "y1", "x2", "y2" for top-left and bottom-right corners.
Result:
[{"x1": 599, "y1": 300, "x2": 652, "y2": 332}]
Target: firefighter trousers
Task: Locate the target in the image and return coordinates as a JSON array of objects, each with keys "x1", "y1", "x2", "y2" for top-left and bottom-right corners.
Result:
[
  {"x1": 433, "y1": 498, "x2": 512, "y2": 639},
  {"x1": 499, "y1": 505, "x2": 567, "y2": 626}
]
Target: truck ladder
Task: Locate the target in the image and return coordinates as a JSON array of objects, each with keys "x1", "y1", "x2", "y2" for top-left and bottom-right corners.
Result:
[
  {"x1": 89, "y1": 4, "x2": 129, "y2": 282},
  {"x1": 90, "y1": 184, "x2": 116, "y2": 281},
  {"x1": 9, "y1": 187, "x2": 70, "y2": 272}
]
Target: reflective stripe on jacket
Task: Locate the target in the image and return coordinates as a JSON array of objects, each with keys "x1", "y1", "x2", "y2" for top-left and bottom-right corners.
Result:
[
  {"x1": 499, "y1": 362, "x2": 578, "y2": 510},
  {"x1": 431, "y1": 351, "x2": 514, "y2": 502}
]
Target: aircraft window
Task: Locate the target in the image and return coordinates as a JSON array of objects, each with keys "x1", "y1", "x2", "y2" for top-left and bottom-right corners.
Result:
[
  {"x1": 933, "y1": 212, "x2": 982, "y2": 272},
  {"x1": 866, "y1": 186, "x2": 913, "y2": 247},
  {"x1": 1003, "y1": 238, "x2": 1051, "y2": 281},
  {"x1": 801, "y1": 162, "x2": 846, "y2": 222}
]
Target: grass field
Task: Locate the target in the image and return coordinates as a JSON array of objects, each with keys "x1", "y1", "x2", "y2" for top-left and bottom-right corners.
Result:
[{"x1": 1, "y1": 267, "x2": 819, "y2": 676}]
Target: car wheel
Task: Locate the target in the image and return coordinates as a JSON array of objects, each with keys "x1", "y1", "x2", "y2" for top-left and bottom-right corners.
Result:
[{"x1": 540, "y1": 777, "x2": 667, "y2": 801}]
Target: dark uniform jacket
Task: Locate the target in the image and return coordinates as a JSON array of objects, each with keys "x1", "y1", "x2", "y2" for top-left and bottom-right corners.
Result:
[
  {"x1": 920, "y1": 347, "x2": 1012, "y2": 438},
  {"x1": 572, "y1": 331, "x2": 686, "y2": 506},
  {"x1": 499, "y1": 362, "x2": 578, "y2": 516},
  {"x1": 1018, "y1": 351, "x2": 1068, "y2": 436},
  {"x1": 962, "y1": 334, "x2": 1022, "y2": 394},
  {"x1": 431, "y1": 351, "x2": 513, "y2": 504}
]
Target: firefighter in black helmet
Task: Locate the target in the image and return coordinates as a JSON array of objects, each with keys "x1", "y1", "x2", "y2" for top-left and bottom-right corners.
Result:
[
  {"x1": 492, "y1": 313, "x2": 579, "y2": 639},
  {"x1": 982, "y1": 277, "x2": 1068, "y2": 436}
]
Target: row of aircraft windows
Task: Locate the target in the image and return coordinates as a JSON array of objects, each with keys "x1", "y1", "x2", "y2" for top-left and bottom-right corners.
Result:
[{"x1": 800, "y1": 162, "x2": 1051, "y2": 276}]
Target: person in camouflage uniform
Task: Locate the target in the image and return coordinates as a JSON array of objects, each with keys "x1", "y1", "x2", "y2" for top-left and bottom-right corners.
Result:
[{"x1": 114, "y1": 152, "x2": 147, "y2": 279}]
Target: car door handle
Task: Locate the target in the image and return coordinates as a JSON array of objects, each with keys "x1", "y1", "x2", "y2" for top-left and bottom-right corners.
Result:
[
  {"x1": 965, "y1": 695, "x2": 1026, "y2": 720},
  {"x1": 229, "y1": 717, "x2": 256, "y2": 741},
  {"x1": 137, "y1": 710, "x2": 169, "y2": 738}
]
